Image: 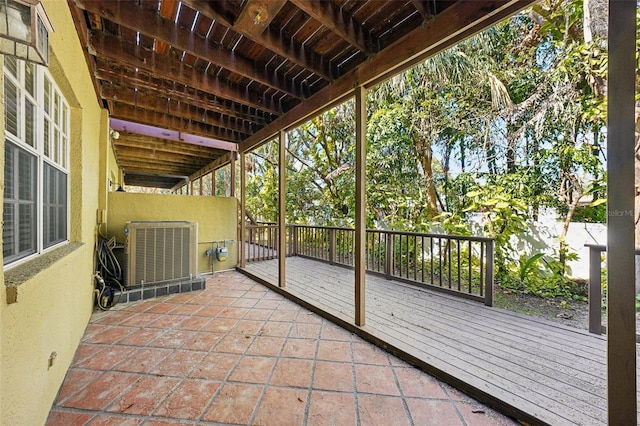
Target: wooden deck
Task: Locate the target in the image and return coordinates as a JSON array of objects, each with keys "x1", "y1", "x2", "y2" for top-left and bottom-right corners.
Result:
[{"x1": 240, "y1": 256, "x2": 639, "y2": 426}]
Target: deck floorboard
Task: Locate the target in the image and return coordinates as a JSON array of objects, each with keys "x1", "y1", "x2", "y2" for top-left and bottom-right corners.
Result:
[{"x1": 241, "y1": 256, "x2": 639, "y2": 426}]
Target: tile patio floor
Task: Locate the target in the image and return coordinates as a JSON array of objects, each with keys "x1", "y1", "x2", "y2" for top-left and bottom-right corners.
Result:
[{"x1": 47, "y1": 271, "x2": 518, "y2": 425}]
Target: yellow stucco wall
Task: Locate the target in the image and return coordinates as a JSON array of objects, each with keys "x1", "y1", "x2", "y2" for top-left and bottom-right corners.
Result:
[
  {"x1": 0, "y1": 1, "x2": 106, "y2": 424},
  {"x1": 107, "y1": 193, "x2": 239, "y2": 274}
]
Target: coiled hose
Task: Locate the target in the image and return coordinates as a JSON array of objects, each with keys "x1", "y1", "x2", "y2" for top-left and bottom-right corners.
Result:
[{"x1": 95, "y1": 237, "x2": 124, "y2": 310}]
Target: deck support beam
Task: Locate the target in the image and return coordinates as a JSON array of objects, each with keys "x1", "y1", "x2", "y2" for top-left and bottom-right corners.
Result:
[
  {"x1": 230, "y1": 152, "x2": 237, "y2": 198},
  {"x1": 606, "y1": 1, "x2": 637, "y2": 424},
  {"x1": 239, "y1": 152, "x2": 246, "y2": 268},
  {"x1": 355, "y1": 86, "x2": 367, "y2": 326},
  {"x1": 279, "y1": 130, "x2": 287, "y2": 288}
]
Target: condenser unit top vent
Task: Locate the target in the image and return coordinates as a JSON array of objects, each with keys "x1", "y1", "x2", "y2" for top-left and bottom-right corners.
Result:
[{"x1": 125, "y1": 221, "x2": 198, "y2": 286}]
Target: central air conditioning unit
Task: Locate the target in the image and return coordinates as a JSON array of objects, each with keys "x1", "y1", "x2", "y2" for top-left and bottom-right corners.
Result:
[{"x1": 125, "y1": 221, "x2": 198, "y2": 287}]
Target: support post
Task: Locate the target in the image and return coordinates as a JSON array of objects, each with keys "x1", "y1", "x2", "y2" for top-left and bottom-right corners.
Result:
[
  {"x1": 239, "y1": 151, "x2": 246, "y2": 268},
  {"x1": 484, "y1": 240, "x2": 494, "y2": 307},
  {"x1": 606, "y1": 1, "x2": 636, "y2": 424},
  {"x1": 329, "y1": 228, "x2": 337, "y2": 264},
  {"x1": 278, "y1": 130, "x2": 287, "y2": 288},
  {"x1": 355, "y1": 86, "x2": 367, "y2": 326},
  {"x1": 212, "y1": 169, "x2": 216, "y2": 196},
  {"x1": 230, "y1": 151, "x2": 237, "y2": 197},
  {"x1": 588, "y1": 246, "x2": 603, "y2": 335}
]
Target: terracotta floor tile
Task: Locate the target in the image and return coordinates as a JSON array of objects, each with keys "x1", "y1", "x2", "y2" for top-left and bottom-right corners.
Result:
[
  {"x1": 153, "y1": 378, "x2": 220, "y2": 419},
  {"x1": 232, "y1": 297, "x2": 259, "y2": 308},
  {"x1": 55, "y1": 369, "x2": 103, "y2": 403},
  {"x1": 244, "y1": 290, "x2": 270, "y2": 299},
  {"x1": 176, "y1": 315, "x2": 210, "y2": 331},
  {"x1": 46, "y1": 409, "x2": 94, "y2": 425},
  {"x1": 358, "y1": 394, "x2": 411, "y2": 426},
  {"x1": 87, "y1": 414, "x2": 143, "y2": 425},
  {"x1": 225, "y1": 290, "x2": 248, "y2": 298},
  {"x1": 229, "y1": 355, "x2": 276, "y2": 384},
  {"x1": 253, "y1": 299, "x2": 281, "y2": 310},
  {"x1": 295, "y1": 311, "x2": 323, "y2": 324},
  {"x1": 307, "y1": 391, "x2": 357, "y2": 426},
  {"x1": 269, "y1": 310, "x2": 298, "y2": 321},
  {"x1": 252, "y1": 387, "x2": 308, "y2": 426},
  {"x1": 269, "y1": 358, "x2": 313, "y2": 388},
  {"x1": 313, "y1": 361, "x2": 354, "y2": 392},
  {"x1": 352, "y1": 341, "x2": 390, "y2": 365},
  {"x1": 406, "y1": 398, "x2": 463, "y2": 425},
  {"x1": 320, "y1": 323, "x2": 353, "y2": 341},
  {"x1": 190, "y1": 352, "x2": 241, "y2": 380},
  {"x1": 166, "y1": 303, "x2": 202, "y2": 316},
  {"x1": 247, "y1": 336, "x2": 286, "y2": 356},
  {"x1": 211, "y1": 296, "x2": 238, "y2": 306},
  {"x1": 117, "y1": 328, "x2": 166, "y2": 347},
  {"x1": 143, "y1": 418, "x2": 195, "y2": 425},
  {"x1": 289, "y1": 322, "x2": 321, "y2": 339},
  {"x1": 260, "y1": 321, "x2": 292, "y2": 337},
  {"x1": 394, "y1": 366, "x2": 448, "y2": 398},
  {"x1": 281, "y1": 338, "x2": 318, "y2": 359},
  {"x1": 145, "y1": 303, "x2": 178, "y2": 314},
  {"x1": 215, "y1": 333, "x2": 254, "y2": 354},
  {"x1": 355, "y1": 364, "x2": 401, "y2": 396},
  {"x1": 165, "y1": 293, "x2": 198, "y2": 303},
  {"x1": 146, "y1": 314, "x2": 187, "y2": 329},
  {"x1": 93, "y1": 309, "x2": 134, "y2": 325},
  {"x1": 230, "y1": 319, "x2": 265, "y2": 335},
  {"x1": 455, "y1": 401, "x2": 519, "y2": 426},
  {"x1": 77, "y1": 345, "x2": 138, "y2": 370},
  {"x1": 181, "y1": 331, "x2": 224, "y2": 352},
  {"x1": 107, "y1": 375, "x2": 180, "y2": 415},
  {"x1": 83, "y1": 325, "x2": 136, "y2": 344},
  {"x1": 201, "y1": 383, "x2": 263, "y2": 424},
  {"x1": 148, "y1": 329, "x2": 197, "y2": 349},
  {"x1": 200, "y1": 317, "x2": 237, "y2": 333},
  {"x1": 82, "y1": 323, "x2": 112, "y2": 341},
  {"x1": 70, "y1": 343, "x2": 105, "y2": 367},
  {"x1": 193, "y1": 305, "x2": 225, "y2": 317},
  {"x1": 149, "y1": 350, "x2": 206, "y2": 377},
  {"x1": 244, "y1": 308, "x2": 273, "y2": 320},
  {"x1": 61, "y1": 371, "x2": 140, "y2": 410},
  {"x1": 317, "y1": 340, "x2": 352, "y2": 362},
  {"x1": 118, "y1": 312, "x2": 164, "y2": 328},
  {"x1": 114, "y1": 347, "x2": 173, "y2": 374},
  {"x1": 218, "y1": 307, "x2": 249, "y2": 319}
]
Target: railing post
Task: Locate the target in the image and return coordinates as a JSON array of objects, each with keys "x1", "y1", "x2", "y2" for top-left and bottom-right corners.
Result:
[
  {"x1": 292, "y1": 225, "x2": 298, "y2": 256},
  {"x1": 588, "y1": 246, "x2": 602, "y2": 335},
  {"x1": 484, "y1": 239, "x2": 494, "y2": 307},
  {"x1": 329, "y1": 228, "x2": 337, "y2": 264},
  {"x1": 385, "y1": 233, "x2": 393, "y2": 280}
]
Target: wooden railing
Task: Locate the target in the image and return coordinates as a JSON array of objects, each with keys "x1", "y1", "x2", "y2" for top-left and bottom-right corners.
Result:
[
  {"x1": 585, "y1": 244, "x2": 640, "y2": 335},
  {"x1": 245, "y1": 223, "x2": 494, "y2": 305}
]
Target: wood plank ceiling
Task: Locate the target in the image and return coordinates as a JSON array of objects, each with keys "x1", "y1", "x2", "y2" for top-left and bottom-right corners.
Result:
[{"x1": 67, "y1": 0, "x2": 528, "y2": 189}]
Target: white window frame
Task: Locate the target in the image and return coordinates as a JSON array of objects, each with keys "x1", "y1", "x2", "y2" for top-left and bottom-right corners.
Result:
[{"x1": 3, "y1": 56, "x2": 70, "y2": 268}]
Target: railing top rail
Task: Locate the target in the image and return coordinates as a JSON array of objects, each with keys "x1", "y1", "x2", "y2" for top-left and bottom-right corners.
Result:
[
  {"x1": 584, "y1": 243, "x2": 640, "y2": 254},
  {"x1": 285, "y1": 223, "x2": 494, "y2": 242}
]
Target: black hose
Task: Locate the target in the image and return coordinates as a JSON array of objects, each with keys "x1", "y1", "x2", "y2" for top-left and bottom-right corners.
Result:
[
  {"x1": 97, "y1": 239, "x2": 122, "y2": 282},
  {"x1": 95, "y1": 238, "x2": 124, "y2": 309}
]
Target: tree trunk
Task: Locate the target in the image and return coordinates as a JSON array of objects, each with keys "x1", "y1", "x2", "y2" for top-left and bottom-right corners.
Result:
[{"x1": 415, "y1": 136, "x2": 439, "y2": 219}]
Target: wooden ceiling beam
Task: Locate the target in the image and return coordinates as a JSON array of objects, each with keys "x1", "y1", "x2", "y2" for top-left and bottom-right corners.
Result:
[
  {"x1": 88, "y1": 31, "x2": 282, "y2": 115},
  {"x1": 94, "y1": 63, "x2": 269, "y2": 125},
  {"x1": 114, "y1": 153, "x2": 213, "y2": 168},
  {"x1": 289, "y1": 0, "x2": 373, "y2": 55},
  {"x1": 189, "y1": 152, "x2": 232, "y2": 181},
  {"x1": 113, "y1": 138, "x2": 222, "y2": 157},
  {"x1": 101, "y1": 84, "x2": 253, "y2": 135},
  {"x1": 410, "y1": 0, "x2": 435, "y2": 20},
  {"x1": 119, "y1": 162, "x2": 196, "y2": 175},
  {"x1": 181, "y1": 0, "x2": 335, "y2": 81},
  {"x1": 237, "y1": 0, "x2": 535, "y2": 155},
  {"x1": 76, "y1": 0, "x2": 305, "y2": 100},
  {"x1": 109, "y1": 103, "x2": 244, "y2": 143},
  {"x1": 112, "y1": 143, "x2": 218, "y2": 161}
]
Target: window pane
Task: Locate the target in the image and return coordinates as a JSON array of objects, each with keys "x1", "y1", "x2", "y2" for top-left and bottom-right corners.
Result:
[
  {"x1": 4, "y1": 56, "x2": 17, "y2": 77},
  {"x1": 62, "y1": 136, "x2": 68, "y2": 168},
  {"x1": 4, "y1": 78, "x2": 19, "y2": 137},
  {"x1": 43, "y1": 163, "x2": 67, "y2": 248},
  {"x1": 54, "y1": 92, "x2": 59, "y2": 123},
  {"x1": 3, "y1": 142, "x2": 36, "y2": 263},
  {"x1": 25, "y1": 99, "x2": 35, "y2": 147},
  {"x1": 54, "y1": 128, "x2": 59, "y2": 164},
  {"x1": 25, "y1": 62, "x2": 35, "y2": 97},
  {"x1": 43, "y1": 118, "x2": 50, "y2": 158},
  {"x1": 62, "y1": 104, "x2": 68, "y2": 134},
  {"x1": 44, "y1": 77, "x2": 51, "y2": 114}
]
